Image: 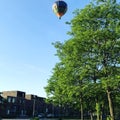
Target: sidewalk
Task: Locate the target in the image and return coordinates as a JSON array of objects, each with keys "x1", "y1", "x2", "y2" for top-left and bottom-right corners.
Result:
[{"x1": 2, "y1": 119, "x2": 30, "y2": 120}]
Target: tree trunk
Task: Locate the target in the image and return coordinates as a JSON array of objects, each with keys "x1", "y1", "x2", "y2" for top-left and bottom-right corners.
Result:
[
  {"x1": 90, "y1": 112, "x2": 93, "y2": 120},
  {"x1": 96, "y1": 102, "x2": 100, "y2": 120},
  {"x1": 107, "y1": 89, "x2": 114, "y2": 120},
  {"x1": 100, "y1": 111, "x2": 103, "y2": 120},
  {"x1": 80, "y1": 98, "x2": 83, "y2": 120}
]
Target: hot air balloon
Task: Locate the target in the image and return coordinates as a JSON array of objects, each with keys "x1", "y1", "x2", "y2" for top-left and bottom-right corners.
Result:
[{"x1": 52, "y1": 0, "x2": 68, "y2": 19}]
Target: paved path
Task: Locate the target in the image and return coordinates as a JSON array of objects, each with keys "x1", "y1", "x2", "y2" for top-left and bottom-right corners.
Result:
[
  {"x1": 2, "y1": 119, "x2": 30, "y2": 120},
  {"x1": 2, "y1": 119, "x2": 57, "y2": 120}
]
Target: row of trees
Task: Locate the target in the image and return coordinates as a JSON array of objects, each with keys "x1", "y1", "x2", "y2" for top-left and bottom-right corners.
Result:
[{"x1": 45, "y1": 0, "x2": 120, "y2": 120}]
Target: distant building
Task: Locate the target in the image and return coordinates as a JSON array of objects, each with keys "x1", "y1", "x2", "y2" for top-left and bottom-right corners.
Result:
[
  {"x1": 25, "y1": 94, "x2": 46, "y2": 117},
  {"x1": 0, "y1": 92, "x2": 7, "y2": 117},
  {"x1": 0, "y1": 90, "x2": 57, "y2": 118},
  {"x1": 0, "y1": 90, "x2": 79, "y2": 118},
  {"x1": 2, "y1": 91, "x2": 25, "y2": 98},
  {"x1": 1, "y1": 91, "x2": 26, "y2": 118}
]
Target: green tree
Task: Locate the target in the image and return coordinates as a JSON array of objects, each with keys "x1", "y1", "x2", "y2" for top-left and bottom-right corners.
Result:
[{"x1": 45, "y1": 0, "x2": 120, "y2": 120}]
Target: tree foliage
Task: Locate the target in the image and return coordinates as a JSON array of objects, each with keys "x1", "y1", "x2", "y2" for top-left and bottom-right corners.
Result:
[{"x1": 45, "y1": 0, "x2": 120, "y2": 119}]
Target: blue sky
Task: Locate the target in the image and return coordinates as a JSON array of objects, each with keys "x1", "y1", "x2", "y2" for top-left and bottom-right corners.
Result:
[{"x1": 0, "y1": 0, "x2": 96, "y2": 97}]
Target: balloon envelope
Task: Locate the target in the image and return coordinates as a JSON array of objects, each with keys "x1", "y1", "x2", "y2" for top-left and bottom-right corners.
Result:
[{"x1": 52, "y1": 0, "x2": 67, "y2": 19}]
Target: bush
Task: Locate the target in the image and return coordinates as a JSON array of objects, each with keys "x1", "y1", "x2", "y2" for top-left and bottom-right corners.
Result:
[{"x1": 31, "y1": 117, "x2": 39, "y2": 120}]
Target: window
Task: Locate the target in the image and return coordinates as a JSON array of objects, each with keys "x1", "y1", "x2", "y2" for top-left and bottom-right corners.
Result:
[
  {"x1": 21, "y1": 110, "x2": 24, "y2": 115},
  {"x1": 8, "y1": 97, "x2": 11, "y2": 103},
  {"x1": 12, "y1": 98, "x2": 15, "y2": 103},
  {"x1": 22, "y1": 93, "x2": 25, "y2": 97},
  {"x1": 7, "y1": 109, "x2": 10, "y2": 115},
  {"x1": 13, "y1": 106, "x2": 16, "y2": 112}
]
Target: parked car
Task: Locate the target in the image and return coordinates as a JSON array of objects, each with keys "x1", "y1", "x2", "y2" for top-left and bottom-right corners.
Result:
[
  {"x1": 18, "y1": 115, "x2": 28, "y2": 118},
  {"x1": 38, "y1": 113, "x2": 45, "y2": 118},
  {"x1": 46, "y1": 113, "x2": 54, "y2": 118}
]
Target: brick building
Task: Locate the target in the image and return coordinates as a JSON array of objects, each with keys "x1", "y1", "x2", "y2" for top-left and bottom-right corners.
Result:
[
  {"x1": 25, "y1": 94, "x2": 47, "y2": 117},
  {"x1": 0, "y1": 90, "x2": 79, "y2": 118},
  {"x1": 0, "y1": 90, "x2": 48, "y2": 118}
]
